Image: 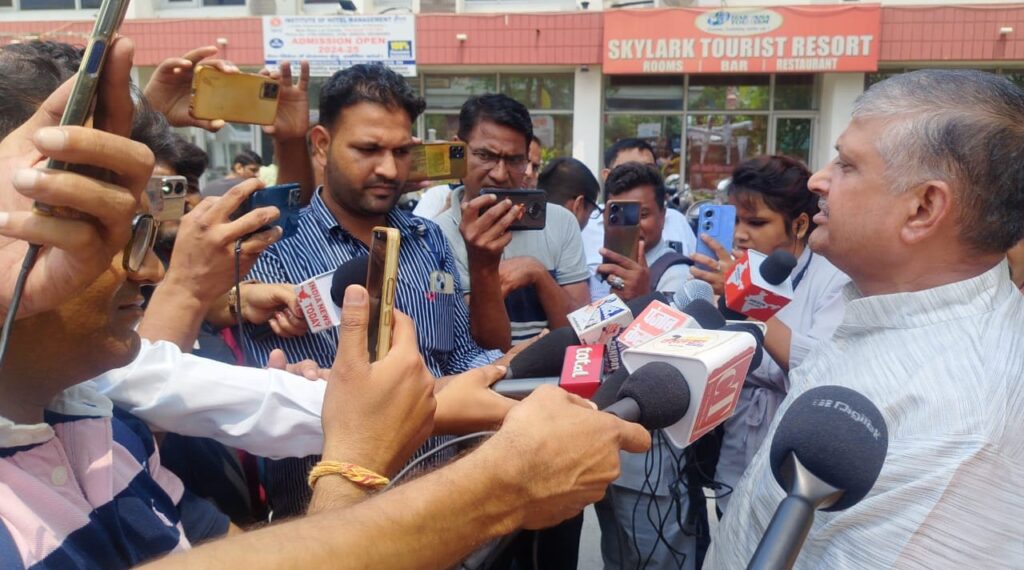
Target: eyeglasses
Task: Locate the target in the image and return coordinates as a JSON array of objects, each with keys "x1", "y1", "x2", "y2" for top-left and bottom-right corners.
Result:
[
  {"x1": 470, "y1": 148, "x2": 528, "y2": 174},
  {"x1": 586, "y1": 197, "x2": 604, "y2": 221},
  {"x1": 123, "y1": 214, "x2": 158, "y2": 272}
]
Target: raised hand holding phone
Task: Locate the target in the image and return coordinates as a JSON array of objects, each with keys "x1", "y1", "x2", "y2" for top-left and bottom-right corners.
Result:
[{"x1": 366, "y1": 227, "x2": 400, "y2": 362}]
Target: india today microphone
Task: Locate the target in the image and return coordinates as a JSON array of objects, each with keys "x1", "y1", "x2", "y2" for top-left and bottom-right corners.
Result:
[
  {"x1": 491, "y1": 343, "x2": 606, "y2": 400},
  {"x1": 291, "y1": 255, "x2": 368, "y2": 333},
  {"x1": 747, "y1": 386, "x2": 888, "y2": 570},
  {"x1": 724, "y1": 249, "x2": 798, "y2": 321}
]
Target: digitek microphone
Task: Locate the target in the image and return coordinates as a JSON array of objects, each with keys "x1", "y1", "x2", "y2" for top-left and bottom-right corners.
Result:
[
  {"x1": 747, "y1": 385, "x2": 889, "y2": 570},
  {"x1": 724, "y1": 249, "x2": 799, "y2": 321},
  {"x1": 492, "y1": 343, "x2": 605, "y2": 400},
  {"x1": 603, "y1": 362, "x2": 691, "y2": 430}
]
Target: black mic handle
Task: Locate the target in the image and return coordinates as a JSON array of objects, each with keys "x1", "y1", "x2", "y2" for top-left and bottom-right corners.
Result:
[
  {"x1": 602, "y1": 397, "x2": 640, "y2": 424},
  {"x1": 491, "y1": 377, "x2": 560, "y2": 400},
  {"x1": 718, "y1": 294, "x2": 748, "y2": 321},
  {"x1": 746, "y1": 494, "x2": 816, "y2": 570}
]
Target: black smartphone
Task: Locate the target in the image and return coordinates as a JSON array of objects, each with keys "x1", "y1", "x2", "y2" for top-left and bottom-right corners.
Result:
[
  {"x1": 480, "y1": 188, "x2": 547, "y2": 231},
  {"x1": 231, "y1": 183, "x2": 302, "y2": 239}
]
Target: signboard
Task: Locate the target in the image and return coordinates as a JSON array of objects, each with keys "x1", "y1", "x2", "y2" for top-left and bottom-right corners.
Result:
[
  {"x1": 263, "y1": 15, "x2": 416, "y2": 77},
  {"x1": 603, "y1": 6, "x2": 880, "y2": 74}
]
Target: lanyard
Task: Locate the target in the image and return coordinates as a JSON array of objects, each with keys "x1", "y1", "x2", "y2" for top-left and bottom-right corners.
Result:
[{"x1": 792, "y1": 251, "x2": 813, "y2": 289}]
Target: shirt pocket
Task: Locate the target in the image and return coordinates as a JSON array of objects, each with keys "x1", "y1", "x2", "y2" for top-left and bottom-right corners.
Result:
[{"x1": 415, "y1": 291, "x2": 460, "y2": 356}]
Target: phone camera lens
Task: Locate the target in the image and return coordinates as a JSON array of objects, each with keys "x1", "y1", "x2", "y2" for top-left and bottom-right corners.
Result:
[
  {"x1": 703, "y1": 221, "x2": 713, "y2": 231},
  {"x1": 527, "y1": 202, "x2": 543, "y2": 219},
  {"x1": 174, "y1": 182, "x2": 185, "y2": 195},
  {"x1": 609, "y1": 214, "x2": 619, "y2": 224},
  {"x1": 704, "y1": 210, "x2": 714, "y2": 218},
  {"x1": 610, "y1": 204, "x2": 620, "y2": 213}
]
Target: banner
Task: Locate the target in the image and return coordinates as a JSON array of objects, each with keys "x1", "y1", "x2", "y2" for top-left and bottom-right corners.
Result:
[
  {"x1": 263, "y1": 15, "x2": 416, "y2": 77},
  {"x1": 603, "y1": 6, "x2": 880, "y2": 74}
]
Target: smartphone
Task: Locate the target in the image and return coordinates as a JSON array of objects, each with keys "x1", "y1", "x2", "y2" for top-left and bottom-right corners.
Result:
[
  {"x1": 694, "y1": 204, "x2": 736, "y2": 271},
  {"x1": 366, "y1": 226, "x2": 401, "y2": 362},
  {"x1": 603, "y1": 199, "x2": 641, "y2": 264},
  {"x1": 230, "y1": 183, "x2": 302, "y2": 239},
  {"x1": 190, "y1": 66, "x2": 280, "y2": 126},
  {"x1": 33, "y1": 0, "x2": 130, "y2": 219},
  {"x1": 480, "y1": 189, "x2": 547, "y2": 231},
  {"x1": 145, "y1": 175, "x2": 187, "y2": 223},
  {"x1": 408, "y1": 142, "x2": 467, "y2": 182}
]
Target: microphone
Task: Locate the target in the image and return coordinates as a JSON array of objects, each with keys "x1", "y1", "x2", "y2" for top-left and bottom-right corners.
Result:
[
  {"x1": 721, "y1": 322, "x2": 765, "y2": 370},
  {"x1": 680, "y1": 298, "x2": 727, "y2": 330},
  {"x1": 329, "y1": 254, "x2": 370, "y2": 307},
  {"x1": 293, "y1": 255, "x2": 368, "y2": 333},
  {"x1": 724, "y1": 249, "x2": 798, "y2": 321},
  {"x1": 492, "y1": 343, "x2": 605, "y2": 400},
  {"x1": 747, "y1": 385, "x2": 888, "y2": 570},
  {"x1": 674, "y1": 278, "x2": 714, "y2": 310},
  {"x1": 603, "y1": 362, "x2": 691, "y2": 430}
]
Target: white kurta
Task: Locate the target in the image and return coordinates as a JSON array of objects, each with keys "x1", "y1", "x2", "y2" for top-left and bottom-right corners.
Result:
[{"x1": 706, "y1": 260, "x2": 1024, "y2": 569}]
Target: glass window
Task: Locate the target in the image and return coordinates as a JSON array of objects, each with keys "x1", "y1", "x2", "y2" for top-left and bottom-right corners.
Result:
[
  {"x1": 604, "y1": 114, "x2": 683, "y2": 177},
  {"x1": 775, "y1": 117, "x2": 813, "y2": 165},
  {"x1": 773, "y1": 74, "x2": 816, "y2": 111},
  {"x1": 0, "y1": 0, "x2": 12, "y2": 7},
  {"x1": 81, "y1": 0, "x2": 101, "y2": 7},
  {"x1": 684, "y1": 114, "x2": 768, "y2": 195},
  {"x1": 532, "y1": 114, "x2": 572, "y2": 160},
  {"x1": 1002, "y1": 70, "x2": 1024, "y2": 89},
  {"x1": 501, "y1": 74, "x2": 573, "y2": 110},
  {"x1": 203, "y1": 0, "x2": 245, "y2": 5},
  {"x1": 688, "y1": 75, "x2": 769, "y2": 111},
  {"x1": 20, "y1": 0, "x2": 75, "y2": 8},
  {"x1": 423, "y1": 114, "x2": 460, "y2": 141},
  {"x1": 424, "y1": 75, "x2": 496, "y2": 110},
  {"x1": 605, "y1": 76, "x2": 684, "y2": 112}
]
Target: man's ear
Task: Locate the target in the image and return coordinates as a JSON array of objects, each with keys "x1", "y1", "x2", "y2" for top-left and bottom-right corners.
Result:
[
  {"x1": 310, "y1": 125, "x2": 331, "y2": 170},
  {"x1": 901, "y1": 180, "x2": 953, "y2": 245}
]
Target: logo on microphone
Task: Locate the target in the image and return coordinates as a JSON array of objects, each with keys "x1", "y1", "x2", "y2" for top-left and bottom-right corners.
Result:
[
  {"x1": 812, "y1": 398, "x2": 883, "y2": 440},
  {"x1": 571, "y1": 347, "x2": 594, "y2": 377},
  {"x1": 741, "y1": 290, "x2": 785, "y2": 313}
]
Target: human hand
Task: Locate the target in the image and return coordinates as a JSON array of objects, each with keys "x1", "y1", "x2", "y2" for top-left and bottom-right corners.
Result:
[
  {"x1": 689, "y1": 234, "x2": 740, "y2": 296},
  {"x1": 163, "y1": 179, "x2": 281, "y2": 305},
  {"x1": 491, "y1": 329, "x2": 546, "y2": 368},
  {"x1": 144, "y1": 46, "x2": 235, "y2": 132},
  {"x1": 0, "y1": 38, "x2": 152, "y2": 319},
  {"x1": 459, "y1": 193, "x2": 522, "y2": 267},
  {"x1": 485, "y1": 385, "x2": 651, "y2": 530},
  {"x1": 597, "y1": 239, "x2": 650, "y2": 301},
  {"x1": 498, "y1": 256, "x2": 544, "y2": 297},
  {"x1": 433, "y1": 365, "x2": 516, "y2": 435},
  {"x1": 259, "y1": 60, "x2": 310, "y2": 141},
  {"x1": 266, "y1": 348, "x2": 327, "y2": 381},
  {"x1": 238, "y1": 283, "x2": 307, "y2": 338},
  {"x1": 321, "y1": 285, "x2": 436, "y2": 477}
]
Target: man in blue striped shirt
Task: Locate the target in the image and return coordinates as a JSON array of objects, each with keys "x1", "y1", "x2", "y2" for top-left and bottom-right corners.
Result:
[{"x1": 241, "y1": 63, "x2": 501, "y2": 518}]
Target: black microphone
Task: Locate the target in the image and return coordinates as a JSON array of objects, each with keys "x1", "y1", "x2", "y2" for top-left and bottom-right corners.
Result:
[
  {"x1": 721, "y1": 322, "x2": 765, "y2": 370},
  {"x1": 329, "y1": 254, "x2": 370, "y2": 307},
  {"x1": 761, "y1": 250, "x2": 799, "y2": 286},
  {"x1": 680, "y1": 298, "x2": 727, "y2": 330},
  {"x1": 603, "y1": 362, "x2": 691, "y2": 430},
  {"x1": 747, "y1": 385, "x2": 888, "y2": 570}
]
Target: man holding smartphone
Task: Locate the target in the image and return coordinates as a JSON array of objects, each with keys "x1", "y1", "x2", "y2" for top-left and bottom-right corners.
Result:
[{"x1": 435, "y1": 94, "x2": 591, "y2": 351}]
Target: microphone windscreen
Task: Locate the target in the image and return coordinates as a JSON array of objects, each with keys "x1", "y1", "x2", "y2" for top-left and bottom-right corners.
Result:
[
  {"x1": 591, "y1": 367, "x2": 629, "y2": 409},
  {"x1": 330, "y1": 255, "x2": 370, "y2": 307},
  {"x1": 681, "y1": 299, "x2": 726, "y2": 330},
  {"x1": 721, "y1": 322, "x2": 764, "y2": 370},
  {"x1": 760, "y1": 250, "x2": 798, "y2": 285},
  {"x1": 506, "y1": 327, "x2": 580, "y2": 379},
  {"x1": 617, "y1": 362, "x2": 690, "y2": 430},
  {"x1": 769, "y1": 385, "x2": 888, "y2": 512},
  {"x1": 674, "y1": 279, "x2": 714, "y2": 309},
  {"x1": 625, "y1": 291, "x2": 669, "y2": 317}
]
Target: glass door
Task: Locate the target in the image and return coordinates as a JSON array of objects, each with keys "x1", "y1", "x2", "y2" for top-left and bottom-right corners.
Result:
[{"x1": 772, "y1": 115, "x2": 815, "y2": 166}]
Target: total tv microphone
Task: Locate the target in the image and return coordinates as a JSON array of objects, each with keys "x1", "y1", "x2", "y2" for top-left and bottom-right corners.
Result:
[
  {"x1": 491, "y1": 343, "x2": 607, "y2": 400},
  {"x1": 724, "y1": 249, "x2": 799, "y2": 321},
  {"x1": 747, "y1": 385, "x2": 888, "y2": 570}
]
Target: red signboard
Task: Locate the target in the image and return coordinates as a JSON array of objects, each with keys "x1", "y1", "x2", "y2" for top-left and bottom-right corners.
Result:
[{"x1": 603, "y1": 5, "x2": 881, "y2": 74}]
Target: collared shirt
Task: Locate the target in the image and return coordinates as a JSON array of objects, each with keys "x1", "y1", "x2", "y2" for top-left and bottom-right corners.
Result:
[
  {"x1": 0, "y1": 383, "x2": 228, "y2": 569},
  {"x1": 242, "y1": 189, "x2": 496, "y2": 375},
  {"x1": 716, "y1": 247, "x2": 849, "y2": 511},
  {"x1": 435, "y1": 186, "x2": 591, "y2": 343},
  {"x1": 706, "y1": 260, "x2": 1024, "y2": 569}
]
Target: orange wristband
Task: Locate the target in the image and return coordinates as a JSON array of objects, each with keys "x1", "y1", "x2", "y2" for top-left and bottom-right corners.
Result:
[{"x1": 308, "y1": 460, "x2": 389, "y2": 491}]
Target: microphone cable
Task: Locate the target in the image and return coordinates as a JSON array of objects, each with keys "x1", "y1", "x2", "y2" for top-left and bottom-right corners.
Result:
[
  {"x1": 385, "y1": 430, "x2": 495, "y2": 490},
  {"x1": 0, "y1": 244, "x2": 41, "y2": 372}
]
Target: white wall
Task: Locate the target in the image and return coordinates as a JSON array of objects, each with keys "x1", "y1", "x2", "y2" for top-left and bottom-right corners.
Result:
[
  {"x1": 572, "y1": 64, "x2": 604, "y2": 176},
  {"x1": 815, "y1": 72, "x2": 864, "y2": 170}
]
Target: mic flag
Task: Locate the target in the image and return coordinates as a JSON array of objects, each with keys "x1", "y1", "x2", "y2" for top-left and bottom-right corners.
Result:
[{"x1": 724, "y1": 249, "x2": 797, "y2": 321}]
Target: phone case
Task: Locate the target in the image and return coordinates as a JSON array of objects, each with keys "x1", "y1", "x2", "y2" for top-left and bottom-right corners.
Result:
[
  {"x1": 366, "y1": 227, "x2": 401, "y2": 362},
  {"x1": 190, "y1": 66, "x2": 280, "y2": 126},
  {"x1": 145, "y1": 175, "x2": 187, "y2": 223},
  {"x1": 603, "y1": 200, "x2": 641, "y2": 264},
  {"x1": 694, "y1": 204, "x2": 736, "y2": 270},
  {"x1": 480, "y1": 189, "x2": 547, "y2": 231},
  {"x1": 408, "y1": 142, "x2": 468, "y2": 181}
]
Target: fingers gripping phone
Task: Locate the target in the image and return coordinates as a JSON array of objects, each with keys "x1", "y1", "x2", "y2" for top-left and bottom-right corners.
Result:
[
  {"x1": 33, "y1": 0, "x2": 130, "y2": 219},
  {"x1": 366, "y1": 227, "x2": 400, "y2": 362},
  {"x1": 480, "y1": 189, "x2": 547, "y2": 231},
  {"x1": 190, "y1": 66, "x2": 280, "y2": 126},
  {"x1": 408, "y1": 142, "x2": 468, "y2": 182},
  {"x1": 603, "y1": 200, "x2": 641, "y2": 265},
  {"x1": 694, "y1": 204, "x2": 736, "y2": 271}
]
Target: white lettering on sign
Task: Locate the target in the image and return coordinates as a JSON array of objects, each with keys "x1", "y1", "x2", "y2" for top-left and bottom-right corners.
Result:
[
  {"x1": 571, "y1": 347, "x2": 594, "y2": 378},
  {"x1": 608, "y1": 38, "x2": 697, "y2": 60},
  {"x1": 791, "y1": 35, "x2": 874, "y2": 57}
]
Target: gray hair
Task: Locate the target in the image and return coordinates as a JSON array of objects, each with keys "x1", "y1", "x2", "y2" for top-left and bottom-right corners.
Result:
[{"x1": 852, "y1": 69, "x2": 1024, "y2": 253}]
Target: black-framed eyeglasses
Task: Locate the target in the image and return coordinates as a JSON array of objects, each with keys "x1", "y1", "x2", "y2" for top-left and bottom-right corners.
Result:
[
  {"x1": 470, "y1": 148, "x2": 529, "y2": 174},
  {"x1": 123, "y1": 214, "x2": 158, "y2": 272},
  {"x1": 586, "y1": 197, "x2": 604, "y2": 221}
]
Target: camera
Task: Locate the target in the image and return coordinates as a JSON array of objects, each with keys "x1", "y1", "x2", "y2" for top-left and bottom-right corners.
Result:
[
  {"x1": 231, "y1": 182, "x2": 303, "y2": 239},
  {"x1": 146, "y1": 175, "x2": 187, "y2": 223}
]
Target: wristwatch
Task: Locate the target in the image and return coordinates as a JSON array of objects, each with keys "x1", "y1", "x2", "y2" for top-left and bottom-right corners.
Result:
[{"x1": 227, "y1": 280, "x2": 261, "y2": 316}]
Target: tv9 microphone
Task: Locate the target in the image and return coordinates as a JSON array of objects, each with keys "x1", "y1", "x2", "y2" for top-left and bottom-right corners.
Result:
[
  {"x1": 747, "y1": 385, "x2": 888, "y2": 570},
  {"x1": 291, "y1": 255, "x2": 368, "y2": 333},
  {"x1": 603, "y1": 362, "x2": 691, "y2": 430},
  {"x1": 724, "y1": 249, "x2": 798, "y2": 321}
]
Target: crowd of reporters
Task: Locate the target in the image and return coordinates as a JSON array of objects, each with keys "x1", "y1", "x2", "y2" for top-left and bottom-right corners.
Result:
[{"x1": 0, "y1": 32, "x2": 1023, "y2": 570}]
